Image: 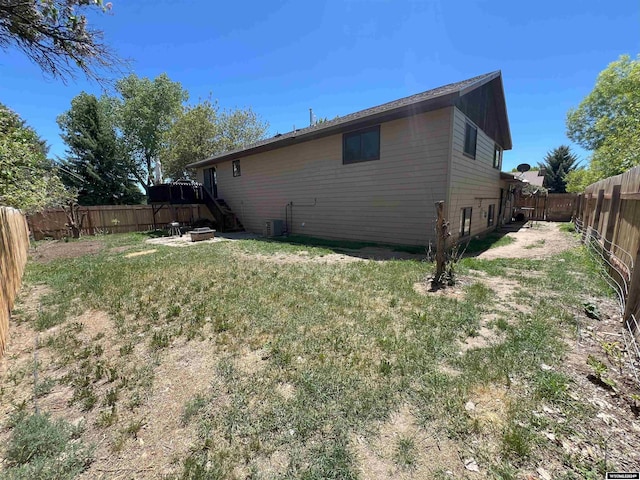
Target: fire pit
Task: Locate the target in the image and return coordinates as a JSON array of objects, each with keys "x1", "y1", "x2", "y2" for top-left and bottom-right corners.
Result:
[{"x1": 189, "y1": 227, "x2": 215, "y2": 242}]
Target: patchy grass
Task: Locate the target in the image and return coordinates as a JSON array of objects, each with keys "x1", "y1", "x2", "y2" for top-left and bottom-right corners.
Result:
[
  {"x1": 464, "y1": 232, "x2": 515, "y2": 254},
  {"x1": 266, "y1": 234, "x2": 426, "y2": 254},
  {"x1": 3, "y1": 411, "x2": 93, "y2": 479},
  {"x1": 3, "y1": 231, "x2": 620, "y2": 478},
  {"x1": 559, "y1": 222, "x2": 576, "y2": 233}
]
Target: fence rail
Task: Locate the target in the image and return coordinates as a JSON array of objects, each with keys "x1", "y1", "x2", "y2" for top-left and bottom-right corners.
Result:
[
  {"x1": 27, "y1": 204, "x2": 213, "y2": 240},
  {"x1": 513, "y1": 193, "x2": 578, "y2": 221},
  {"x1": 0, "y1": 207, "x2": 30, "y2": 358},
  {"x1": 575, "y1": 165, "x2": 640, "y2": 386}
]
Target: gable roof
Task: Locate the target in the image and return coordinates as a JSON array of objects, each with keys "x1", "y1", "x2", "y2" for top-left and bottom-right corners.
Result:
[
  {"x1": 519, "y1": 170, "x2": 545, "y2": 186},
  {"x1": 188, "y1": 71, "x2": 512, "y2": 169}
]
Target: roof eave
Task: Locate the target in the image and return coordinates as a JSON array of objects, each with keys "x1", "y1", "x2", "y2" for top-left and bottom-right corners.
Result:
[{"x1": 187, "y1": 92, "x2": 460, "y2": 169}]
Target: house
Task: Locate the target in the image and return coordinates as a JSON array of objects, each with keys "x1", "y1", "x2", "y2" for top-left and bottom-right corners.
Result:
[
  {"x1": 519, "y1": 170, "x2": 545, "y2": 187},
  {"x1": 188, "y1": 71, "x2": 514, "y2": 247}
]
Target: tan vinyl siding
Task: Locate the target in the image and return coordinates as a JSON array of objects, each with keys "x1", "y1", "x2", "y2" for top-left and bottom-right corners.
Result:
[
  {"x1": 198, "y1": 108, "x2": 453, "y2": 246},
  {"x1": 448, "y1": 107, "x2": 502, "y2": 241}
]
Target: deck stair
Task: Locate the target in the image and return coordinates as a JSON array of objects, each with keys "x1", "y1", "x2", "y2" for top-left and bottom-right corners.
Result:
[{"x1": 201, "y1": 189, "x2": 244, "y2": 232}]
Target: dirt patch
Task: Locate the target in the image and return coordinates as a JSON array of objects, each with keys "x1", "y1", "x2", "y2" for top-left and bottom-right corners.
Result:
[
  {"x1": 467, "y1": 384, "x2": 509, "y2": 431},
  {"x1": 554, "y1": 305, "x2": 640, "y2": 471},
  {"x1": 239, "y1": 251, "x2": 367, "y2": 265},
  {"x1": 145, "y1": 232, "x2": 260, "y2": 248},
  {"x1": 254, "y1": 450, "x2": 290, "y2": 477},
  {"x1": 79, "y1": 337, "x2": 223, "y2": 479},
  {"x1": 236, "y1": 348, "x2": 270, "y2": 374},
  {"x1": 124, "y1": 249, "x2": 157, "y2": 258},
  {"x1": 459, "y1": 326, "x2": 498, "y2": 352},
  {"x1": 30, "y1": 240, "x2": 104, "y2": 263},
  {"x1": 353, "y1": 405, "x2": 466, "y2": 479},
  {"x1": 474, "y1": 222, "x2": 578, "y2": 260},
  {"x1": 275, "y1": 382, "x2": 296, "y2": 400}
]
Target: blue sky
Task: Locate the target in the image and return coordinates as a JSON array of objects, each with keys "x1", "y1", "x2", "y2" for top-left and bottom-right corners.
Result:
[{"x1": 1, "y1": 0, "x2": 639, "y2": 172}]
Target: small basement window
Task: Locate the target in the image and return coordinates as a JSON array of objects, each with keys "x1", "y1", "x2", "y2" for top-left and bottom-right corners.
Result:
[
  {"x1": 464, "y1": 123, "x2": 477, "y2": 159},
  {"x1": 343, "y1": 125, "x2": 380, "y2": 164},
  {"x1": 493, "y1": 145, "x2": 502, "y2": 169},
  {"x1": 460, "y1": 207, "x2": 472, "y2": 237},
  {"x1": 232, "y1": 160, "x2": 241, "y2": 177},
  {"x1": 487, "y1": 204, "x2": 495, "y2": 227}
]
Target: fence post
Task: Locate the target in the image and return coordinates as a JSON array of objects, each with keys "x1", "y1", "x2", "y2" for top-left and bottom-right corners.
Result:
[
  {"x1": 624, "y1": 244, "x2": 640, "y2": 330},
  {"x1": 604, "y1": 184, "x2": 622, "y2": 254},
  {"x1": 593, "y1": 189, "x2": 605, "y2": 234},
  {"x1": 581, "y1": 194, "x2": 590, "y2": 241},
  {"x1": 574, "y1": 194, "x2": 582, "y2": 220}
]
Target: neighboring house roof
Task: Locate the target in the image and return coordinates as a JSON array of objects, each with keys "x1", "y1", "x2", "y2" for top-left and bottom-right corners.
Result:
[
  {"x1": 188, "y1": 71, "x2": 512, "y2": 169},
  {"x1": 500, "y1": 172, "x2": 524, "y2": 183},
  {"x1": 518, "y1": 170, "x2": 545, "y2": 186}
]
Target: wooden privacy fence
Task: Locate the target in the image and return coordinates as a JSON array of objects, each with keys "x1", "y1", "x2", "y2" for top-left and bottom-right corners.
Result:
[
  {"x1": 0, "y1": 207, "x2": 30, "y2": 358},
  {"x1": 575, "y1": 165, "x2": 640, "y2": 339},
  {"x1": 27, "y1": 204, "x2": 213, "y2": 240},
  {"x1": 513, "y1": 193, "x2": 578, "y2": 221}
]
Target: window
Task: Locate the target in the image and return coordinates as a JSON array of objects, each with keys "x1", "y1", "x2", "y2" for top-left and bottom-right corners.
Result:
[
  {"x1": 463, "y1": 123, "x2": 477, "y2": 159},
  {"x1": 232, "y1": 160, "x2": 241, "y2": 177},
  {"x1": 487, "y1": 204, "x2": 495, "y2": 227},
  {"x1": 460, "y1": 207, "x2": 472, "y2": 237},
  {"x1": 493, "y1": 145, "x2": 502, "y2": 169},
  {"x1": 343, "y1": 125, "x2": 380, "y2": 164}
]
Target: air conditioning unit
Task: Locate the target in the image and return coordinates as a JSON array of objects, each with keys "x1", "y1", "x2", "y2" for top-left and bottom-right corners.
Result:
[{"x1": 264, "y1": 219, "x2": 284, "y2": 237}]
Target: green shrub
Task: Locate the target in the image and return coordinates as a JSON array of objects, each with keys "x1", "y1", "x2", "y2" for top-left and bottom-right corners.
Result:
[{"x1": 4, "y1": 412, "x2": 93, "y2": 479}]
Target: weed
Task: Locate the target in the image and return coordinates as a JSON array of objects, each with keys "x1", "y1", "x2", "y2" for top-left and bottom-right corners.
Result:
[
  {"x1": 34, "y1": 308, "x2": 67, "y2": 331},
  {"x1": 587, "y1": 355, "x2": 616, "y2": 390},
  {"x1": 523, "y1": 239, "x2": 546, "y2": 249},
  {"x1": 96, "y1": 407, "x2": 118, "y2": 428},
  {"x1": 394, "y1": 435, "x2": 417, "y2": 468},
  {"x1": 379, "y1": 359, "x2": 393, "y2": 376},
  {"x1": 123, "y1": 419, "x2": 145, "y2": 438},
  {"x1": 119, "y1": 343, "x2": 134, "y2": 356},
  {"x1": 464, "y1": 282, "x2": 493, "y2": 305},
  {"x1": 150, "y1": 330, "x2": 171, "y2": 350},
  {"x1": 167, "y1": 304, "x2": 182, "y2": 318},
  {"x1": 182, "y1": 395, "x2": 207, "y2": 426},
  {"x1": 534, "y1": 370, "x2": 570, "y2": 404},
  {"x1": 559, "y1": 222, "x2": 576, "y2": 233},
  {"x1": 4, "y1": 412, "x2": 93, "y2": 478},
  {"x1": 601, "y1": 341, "x2": 624, "y2": 374},
  {"x1": 104, "y1": 387, "x2": 118, "y2": 407},
  {"x1": 34, "y1": 377, "x2": 55, "y2": 398},
  {"x1": 501, "y1": 422, "x2": 532, "y2": 462}
]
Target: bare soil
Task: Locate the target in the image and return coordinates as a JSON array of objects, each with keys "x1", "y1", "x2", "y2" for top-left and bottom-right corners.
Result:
[
  {"x1": 475, "y1": 222, "x2": 578, "y2": 260},
  {"x1": 30, "y1": 240, "x2": 104, "y2": 263}
]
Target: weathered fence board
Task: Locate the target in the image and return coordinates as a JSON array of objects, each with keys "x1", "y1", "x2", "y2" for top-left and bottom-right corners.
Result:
[
  {"x1": 513, "y1": 193, "x2": 578, "y2": 221},
  {"x1": 0, "y1": 207, "x2": 29, "y2": 358},
  {"x1": 27, "y1": 204, "x2": 213, "y2": 240},
  {"x1": 578, "y1": 166, "x2": 640, "y2": 327}
]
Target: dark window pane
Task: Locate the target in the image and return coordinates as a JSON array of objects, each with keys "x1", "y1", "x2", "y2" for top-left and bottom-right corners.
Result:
[
  {"x1": 464, "y1": 123, "x2": 477, "y2": 158},
  {"x1": 361, "y1": 129, "x2": 380, "y2": 160},
  {"x1": 344, "y1": 134, "x2": 361, "y2": 162},
  {"x1": 461, "y1": 207, "x2": 472, "y2": 236},
  {"x1": 232, "y1": 160, "x2": 241, "y2": 177}
]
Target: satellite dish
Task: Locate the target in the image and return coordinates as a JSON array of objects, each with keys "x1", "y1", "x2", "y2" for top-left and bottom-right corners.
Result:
[{"x1": 517, "y1": 163, "x2": 531, "y2": 173}]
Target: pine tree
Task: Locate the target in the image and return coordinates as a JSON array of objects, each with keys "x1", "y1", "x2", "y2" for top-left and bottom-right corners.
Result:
[
  {"x1": 57, "y1": 93, "x2": 143, "y2": 205},
  {"x1": 539, "y1": 146, "x2": 579, "y2": 193}
]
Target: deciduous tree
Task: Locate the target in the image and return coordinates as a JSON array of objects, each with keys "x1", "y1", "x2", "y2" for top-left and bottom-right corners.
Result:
[
  {"x1": 566, "y1": 54, "x2": 640, "y2": 183},
  {"x1": 162, "y1": 100, "x2": 268, "y2": 180},
  {"x1": 114, "y1": 73, "x2": 188, "y2": 194},
  {"x1": 0, "y1": 103, "x2": 71, "y2": 212}
]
